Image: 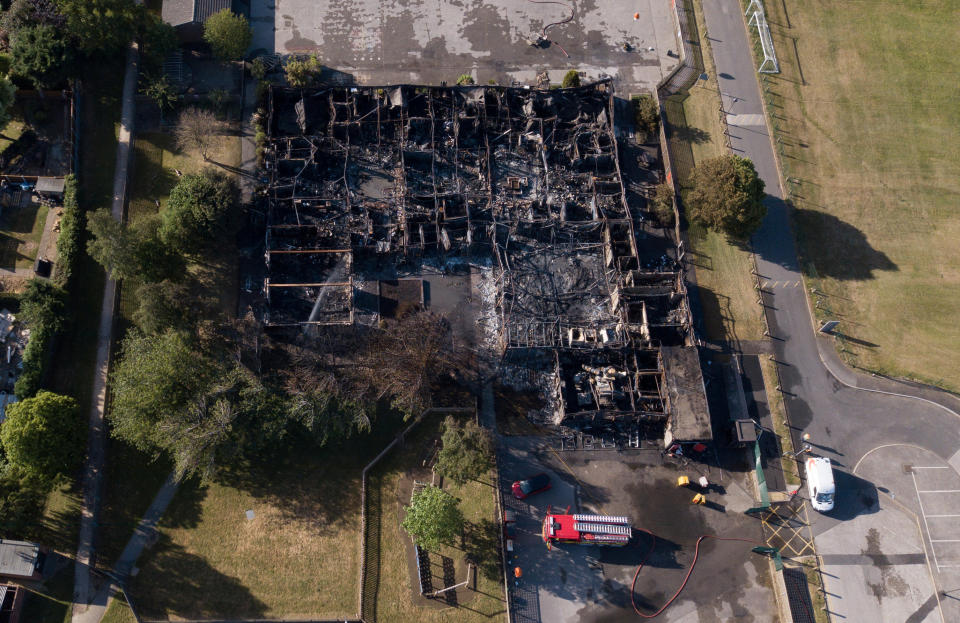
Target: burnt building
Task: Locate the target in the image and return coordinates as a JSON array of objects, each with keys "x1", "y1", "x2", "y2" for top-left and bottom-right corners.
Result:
[{"x1": 262, "y1": 81, "x2": 711, "y2": 444}]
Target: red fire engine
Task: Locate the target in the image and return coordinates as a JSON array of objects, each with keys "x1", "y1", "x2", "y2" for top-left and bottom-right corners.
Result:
[{"x1": 542, "y1": 509, "x2": 631, "y2": 547}]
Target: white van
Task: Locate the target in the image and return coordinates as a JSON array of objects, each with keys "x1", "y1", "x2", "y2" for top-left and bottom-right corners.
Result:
[{"x1": 806, "y1": 457, "x2": 835, "y2": 512}]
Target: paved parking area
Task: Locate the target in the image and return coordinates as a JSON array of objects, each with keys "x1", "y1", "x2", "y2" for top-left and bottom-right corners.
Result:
[
  {"x1": 250, "y1": 0, "x2": 679, "y2": 91},
  {"x1": 498, "y1": 436, "x2": 777, "y2": 622},
  {"x1": 809, "y1": 444, "x2": 960, "y2": 622}
]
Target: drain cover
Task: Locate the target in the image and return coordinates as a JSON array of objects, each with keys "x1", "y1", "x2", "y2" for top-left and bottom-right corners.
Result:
[{"x1": 902, "y1": 464, "x2": 914, "y2": 474}]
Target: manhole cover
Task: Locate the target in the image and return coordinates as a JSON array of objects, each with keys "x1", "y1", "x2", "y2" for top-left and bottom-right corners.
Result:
[{"x1": 902, "y1": 464, "x2": 914, "y2": 474}]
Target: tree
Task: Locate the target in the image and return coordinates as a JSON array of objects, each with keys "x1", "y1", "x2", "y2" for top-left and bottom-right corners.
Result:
[
  {"x1": 284, "y1": 53, "x2": 323, "y2": 88},
  {"x1": 651, "y1": 182, "x2": 675, "y2": 227},
  {"x1": 132, "y1": 279, "x2": 196, "y2": 335},
  {"x1": 139, "y1": 13, "x2": 177, "y2": 75},
  {"x1": 173, "y1": 107, "x2": 222, "y2": 161},
  {"x1": 203, "y1": 9, "x2": 252, "y2": 61},
  {"x1": 207, "y1": 88, "x2": 228, "y2": 115},
  {"x1": 0, "y1": 391, "x2": 83, "y2": 483},
  {"x1": 58, "y1": 0, "x2": 146, "y2": 57},
  {"x1": 87, "y1": 211, "x2": 184, "y2": 282},
  {"x1": 0, "y1": 465, "x2": 48, "y2": 537},
  {"x1": 0, "y1": 77, "x2": 15, "y2": 133},
  {"x1": 108, "y1": 329, "x2": 223, "y2": 453},
  {"x1": 19, "y1": 278, "x2": 67, "y2": 333},
  {"x1": 561, "y1": 70, "x2": 581, "y2": 88},
  {"x1": 1, "y1": 0, "x2": 65, "y2": 33},
  {"x1": 688, "y1": 154, "x2": 767, "y2": 239},
  {"x1": 401, "y1": 485, "x2": 464, "y2": 551},
  {"x1": 435, "y1": 416, "x2": 493, "y2": 486},
  {"x1": 456, "y1": 74, "x2": 474, "y2": 86},
  {"x1": 9, "y1": 24, "x2": 73, "y2": 89},
  {"x1": 250, "y1": 57, "x2": 268, "y2": 80},
  {"x1": 160, "y1": 170, "x2": 239, "y2": 255},
  {"x1": 141, "y1": 74, "x2": 178, "y2": 117},
  {"x1": 633, "y1": 94, "x2": 659, "y2": 140}
]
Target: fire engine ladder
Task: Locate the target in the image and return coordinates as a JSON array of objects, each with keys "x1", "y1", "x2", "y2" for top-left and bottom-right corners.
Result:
[
  {"x1": 573, "y1": 514, "x2": 629, "y2": 525},
  {"x1": 574, "y1": 521, "x2": 632, "y2": 536}
]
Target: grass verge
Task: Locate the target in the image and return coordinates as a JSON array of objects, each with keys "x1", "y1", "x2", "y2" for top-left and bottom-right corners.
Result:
[
  {"x1": 801, "y1": 558, "x2": 830, "y2": 623},
  {"x1": 0, "y1": 200, "x2": 49, "y2": 270},
  {"x1": 101, "y1": 592, "x2": 138, "y2": 623},
  {"x1": 759, "y1": 356, "x2": 800, "y2": 487},
  {"x1": 370, "y1": 414, "x2": 505, "y2": 623},
  {"x1": 745, "y1": 0, "x2": 960, "y2": 391},
  {"x1": 664, "y1": 0, "x2": 764, "y2": 344}
]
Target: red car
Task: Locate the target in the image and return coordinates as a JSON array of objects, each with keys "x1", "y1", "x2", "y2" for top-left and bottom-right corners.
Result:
[{"x1": 512, "y1": 473, "x2": 551, "y2": 499}]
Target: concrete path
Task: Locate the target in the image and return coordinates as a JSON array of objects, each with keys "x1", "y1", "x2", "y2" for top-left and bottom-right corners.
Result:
[
  {"x1": 71, "y1": 37, "x2": 140, "y2": 619},
  {"x1": 700, "y1": 1, "x2": 960, "y2": 620}
]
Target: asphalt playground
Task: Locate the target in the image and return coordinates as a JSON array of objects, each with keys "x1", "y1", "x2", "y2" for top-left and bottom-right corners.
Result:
[
  {"x1": 498, "y1": 436, "x2": 777, "y2": 622},
  {"x1": 249, "y1": 0, "x2": 679, "y2": 92}
]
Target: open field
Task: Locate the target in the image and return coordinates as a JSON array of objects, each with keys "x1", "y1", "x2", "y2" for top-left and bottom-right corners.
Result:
[
  {"x1": 369, "y1": 414, "x2": 506, "y2": 623},
  {"x1": 101, "y1": 593, "x2": 138, "y2": 623},
  {"x1": 0, "y1": 199, "x2": 47, "y2": 270},
  {"x1": 126, "y1": 418, "x2": 406, "y2": 620},
  {"x1": 664, "y1": 0, "x2": 763, "y2": 344},
  {"x1": 756, "y1": 0, "x2": 960, "y2": 390}
]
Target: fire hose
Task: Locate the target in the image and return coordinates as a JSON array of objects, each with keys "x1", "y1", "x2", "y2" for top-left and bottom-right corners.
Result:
[
  {"x1": 525, "y1": 0, "x2": 575, "y2": 57},
  {"x1": 630, "y1": 529, "x2": 766, "y2": 618}
]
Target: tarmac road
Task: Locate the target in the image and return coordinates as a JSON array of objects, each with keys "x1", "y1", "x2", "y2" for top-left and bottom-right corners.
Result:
[{"x1": 701, "y1": 1, "x2": 960, "y2": 621}]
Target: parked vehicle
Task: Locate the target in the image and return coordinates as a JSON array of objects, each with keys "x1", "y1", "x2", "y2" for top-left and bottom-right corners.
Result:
[
  {"x1": 512, "y1": 473, "x2": 551, "y2": 499},
  {"x1": 806, "y1": 457, "x2": 836, "y2": 512}
]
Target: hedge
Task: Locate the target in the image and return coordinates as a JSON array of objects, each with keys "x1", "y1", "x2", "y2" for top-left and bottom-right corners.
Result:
[{"x1": 52, "y1": 174, "x2": 81, "y2": 289}]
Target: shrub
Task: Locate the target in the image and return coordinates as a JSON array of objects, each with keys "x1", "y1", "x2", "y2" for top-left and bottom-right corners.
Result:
[
  {"x1": 53, "y1": 175, "x2": 81, "y2": 288},
  {"x1": 285, "y1": 54, "x2": 323, "y2": 88},
  {"x1": 456, "y1": 74, "x2": 475, "y2": 86},
  {"x1": 633, "y1": 94, "x2": 660, "y2": 140},
  {"x1": 652, "y1": 182, "x2": 675, "y2": 227},
  {"x1": 203, "y1": 9, "x2": 252, "y2": 61},
  {"x1": 561, "y1": 70, "x2": 581, "y2": 88}
]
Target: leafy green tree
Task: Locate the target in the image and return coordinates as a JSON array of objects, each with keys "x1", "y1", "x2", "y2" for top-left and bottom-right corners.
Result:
[
  {"x1": 203, "y1": 9, "x2": 252, "y2": 61},
  {"x1": 132, "y1": 279, "x2": 196, "y2": 335},
  {"x1": 633, "y1": 93, "x2": 659, "y2": 139},
  {"x1": 0, "y1": 465, "x2": 48, "y2": 536},
  {"x1": 9, "y1": 24, "x2": 72, "y2": 88},
  {"x1": 108, "y1": 330, "x2": 224, "y2": 453},
  {"x1": 0, "y1": 391, "x2": 83, "y2": 483},
  {"x1": 436, "y1": 416, "x2": 493, "y2": 486},
  {"x1": 561, "y1": 70, "x2": 581, "y2": 88},
  {"x1": 0, "y1": 77, "x2": 15, "y2": 133},
  {"x1": 250, "y1": 57, "x2": 268, "y2": 80},
  {"x1": 87, "y1": 211, "x2": 184, "y2": 282},
  {"x1": 160, "y1": 170, "x2": 239, "y2": 255},
  {"x1": 456, "y1": 74, "x2": 474, "y2": 86},
  {"x1": 207, "y1": 88, "x2": 228, "y2": 115},
  {"x1": 401, "y1": 485, "x2": 464, "y2": 551},
  {"x1": 652, "y1": 182, "x2": 675, "y2": 227},
  {"x1": 139, "y1": 13, "x2": 177, "y2": 74},
  {"x1": 141, "y1": 74, "x2": 178, "y2": 116},
  {"x1": 688, "y1": 154, "x2": 767, "y2": 239},
  {"x1": 19, "y1": 278, "x2": 68, "y2": 333},
  {"x1": 284, "y1": 53, "x2": 323, "y2": 88},
  {"x1": 58, "y1": 0, "x2": 145, "y2": 57},
  {"x1": 2, "y1": 0, "x2": 65, "y2": 33}
]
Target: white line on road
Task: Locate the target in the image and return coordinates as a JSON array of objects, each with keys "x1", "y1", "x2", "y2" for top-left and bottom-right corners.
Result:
[
  {"x1": 931, "y1": 540, "x2": 960, "y2": 543},
  {"x1": 918, "y1": 490, "x2": 960, "y2": 494},
  {"x1": 924, "y1": 514, "x2": 960, "y2": 518},
  {"x1": 913, "y1": 466, "x2": 950, "y2": 469},
  {"x1": 913, "y1": 471, "x2": 942, "y2": 571}
]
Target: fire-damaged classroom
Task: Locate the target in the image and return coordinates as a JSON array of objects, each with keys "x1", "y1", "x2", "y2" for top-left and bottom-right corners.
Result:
[{"x1": 260, "y1": 80, "x2": 711, "y2": 445}]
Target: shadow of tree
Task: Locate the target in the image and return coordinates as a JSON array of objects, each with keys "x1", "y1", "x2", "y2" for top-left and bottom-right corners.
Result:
[
  {"x1": 464, "y1": 518, "x2": 501, "y2": 581},
  {"x1": 671, "y1": 124, "x2": 711, "y2": 145},
  {"x1": 129, "y1": 534, "x2": 268, "y2": 620},
  {"x1": 793, "y1": 208, "x2": 898, "y2": 280}
]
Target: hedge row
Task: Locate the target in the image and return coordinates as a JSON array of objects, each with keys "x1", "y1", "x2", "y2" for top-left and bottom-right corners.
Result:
[
  {"x1": 52, "y1": 174, "x2": 81, "y2": 289},
  {"x1": 13, "y1": 325, "x2": 52, "y2": 399}
]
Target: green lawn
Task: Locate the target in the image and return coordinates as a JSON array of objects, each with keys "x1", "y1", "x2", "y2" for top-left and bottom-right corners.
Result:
[
  {"x1": 20, "y1": 566, "x2": 73, "y2": 623},
  {"x1": 754, "y1": 0, "x2": 960, "y2": 390},
  {"x1": 101, "y1": 593, "x2": 138, "y2": 623},
  {"x1": 665, "y1": 0, "x2": 764, "y2": 343},
  {"x1": 370, "y1": 414, "x2": 506, "y2": 623},
  {"x1": 0, "y1": 200, "x2": 48, "y2": 270}
]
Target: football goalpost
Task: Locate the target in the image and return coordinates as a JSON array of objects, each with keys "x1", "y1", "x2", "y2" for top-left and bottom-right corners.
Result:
[{"x1": 745, "y1": 0, "x2": 779, "y2": 74}]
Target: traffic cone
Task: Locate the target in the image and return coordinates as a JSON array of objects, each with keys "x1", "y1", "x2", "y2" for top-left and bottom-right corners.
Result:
[{"x1": 633, "y1": 12, "x2": 640, "y2": 20}]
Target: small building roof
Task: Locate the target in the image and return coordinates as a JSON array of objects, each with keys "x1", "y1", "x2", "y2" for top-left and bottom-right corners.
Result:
[
  {"x1": 34, "y1": 177, "x2": 65, "y2": 195},
  {"x1": 162, "y1": 0, "x2": 233, "y2": 27},
  {"x1": 0, "y1": 540, "x2": 39, "y2": 579},
  {"x1": 662, "y1": 346, "x2": 712, "y2": 442}
]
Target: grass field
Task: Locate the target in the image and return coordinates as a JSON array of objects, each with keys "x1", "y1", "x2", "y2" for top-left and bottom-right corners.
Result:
[
  {"x1": 101, "y1": 593, "x2": 138, "y2": 623},
  {"x1": 754, "y1": 0, "x2": 960, "y2": 390},
  {"x1": 0, "y1": 199, "x2": 48, "y2": 270},
  {"x1": 665, "y1": 0, "x2": 763, "y2": 344},
  {"x1": 370, "y1": 414, "x2": 505, "y2": 623}
]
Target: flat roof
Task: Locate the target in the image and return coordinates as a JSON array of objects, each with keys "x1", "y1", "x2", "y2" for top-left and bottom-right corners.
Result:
[
  {"x1": 661, "y1": 346, "x2": 712, "y2": 441},
  {"x1": 0, "y1": 540, "x2": 39, "y2": 578}
]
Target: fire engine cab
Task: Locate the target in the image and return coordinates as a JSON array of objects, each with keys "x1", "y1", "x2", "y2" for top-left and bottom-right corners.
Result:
[{"x1": 542, "y1": 511, "x2": 631, "y2": 547}]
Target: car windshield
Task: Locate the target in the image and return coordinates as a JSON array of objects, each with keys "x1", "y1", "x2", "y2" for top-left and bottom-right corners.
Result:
[
  {"x1": 521, "y1": 475, "x2": 547, "y2": 493},
  {"x1": 520, "y1": 480, "x2": 537, "y2": 494},
  {"x1": 816, "y1": 492, "x2": 834, "y2": 503}
]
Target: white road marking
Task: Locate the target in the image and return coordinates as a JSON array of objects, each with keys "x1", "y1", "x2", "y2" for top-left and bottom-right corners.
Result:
[
  {"x1": 726, "y1": 113, "x2": 766, "y2": 126},
  {"x1": 930, "y1": 540, "x2": 960, "y2": 543},
  {"x1": 925, "y1": 514, "x2": 960, "y2": 518},
  {"x1": 913, "y1": 466, "x2": 950, "y2": 469},
  {"x1": 913, "y1": 471, "x2": 942, "y2": 571},
  {"x1": 918, "y1": 490, "x2": 960, "y2": 494}
]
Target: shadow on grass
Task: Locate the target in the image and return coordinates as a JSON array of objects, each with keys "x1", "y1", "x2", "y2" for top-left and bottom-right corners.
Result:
[
  {"x1": 130, "y1": 534, "x2": 268, "y2": 620},
  {"x1": 793, "y1": 205, "x2": 898, "y2": 281}
]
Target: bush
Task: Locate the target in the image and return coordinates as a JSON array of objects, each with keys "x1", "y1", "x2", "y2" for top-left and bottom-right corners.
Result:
[
  {"x1": 203, "y1": 9, "x2": 252, "y2": 61},
  {"x1": 633, "y1": 94, "x2": 659, "y2": 139},
  {"x1": 53, "y1": 175, "x2": 82, "y2": 288},
  {"x1": 652, "y1": 182, "x2": 675, "y2": 227},
  {"x1": 250, "y1": 57, "x2": 267, "y2": 80},
  {"x1": 285, "y1": 54, "x2": 323, "y2": 88},
  {"x1": 561, "y1": 70, "x2": 581, "y2": 88},
  {"x1": 14, "y1": 279, "x2": 69, "y2": 399},
  {"x1": 14, "y1": 325, "x2": 51, "y2": 399},
  {"x1": 456, "y1": 74, "x2": 474, "y2": 86},
  {"x1": 1, "y1": 391, "x2": 83, "y2": 483}
]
